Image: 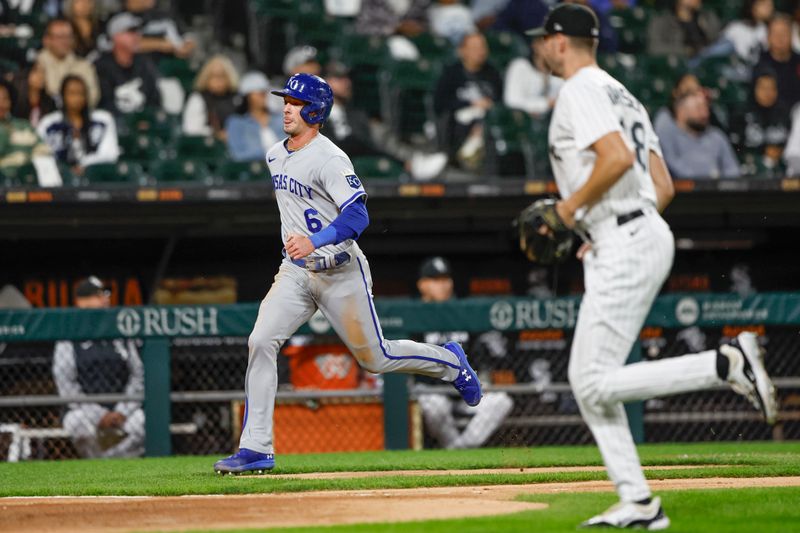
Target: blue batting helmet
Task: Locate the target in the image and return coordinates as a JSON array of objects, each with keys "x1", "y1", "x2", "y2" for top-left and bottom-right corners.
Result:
[{"x1": 271, "y1": 73, "x2": 334, "y2": 125}]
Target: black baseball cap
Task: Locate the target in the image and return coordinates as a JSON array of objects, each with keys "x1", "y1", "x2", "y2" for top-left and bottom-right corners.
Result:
[
  {"x1": 75, "y1": 276, "x2": 109, "y2": 298},
  {"x1": 419, "y1": 257, "x2": 452, "y2": 279},
  {"x1": 525, "y1": 3, "x2": 600, "y2": 39}
]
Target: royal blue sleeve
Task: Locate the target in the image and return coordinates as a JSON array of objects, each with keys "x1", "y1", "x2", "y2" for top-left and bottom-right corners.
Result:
[{"x1": 309, "y1": 197, "x2": 369, "y2": 248}]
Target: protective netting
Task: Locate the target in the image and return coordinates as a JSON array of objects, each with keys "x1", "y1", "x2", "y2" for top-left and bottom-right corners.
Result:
[{"x1": 1, "y1": 324, "x2": 797, "y2": 460}]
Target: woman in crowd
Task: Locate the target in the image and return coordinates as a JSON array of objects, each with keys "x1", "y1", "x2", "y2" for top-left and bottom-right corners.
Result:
[
  {"x1": 730, "y1": 67, "x2": 791, "y2": 173},
  {"x1": 225, "y1": 71, "x2": 277, "y2": 162},
  {"x1": 182, "y1": 54, "x2": 239, "y2": 140},
  {"x1": 721, "y1": 0, "x2": 774, "y2": 65},
  {"x1": 37, "y1": 74, "x2": 119, "y2": 175},
  {"x1": 12, "y1": 62, "x2": 56, "y2": 127},
  {"x1": 64, "y1": 0, "x2": 102, "y2": 58}
]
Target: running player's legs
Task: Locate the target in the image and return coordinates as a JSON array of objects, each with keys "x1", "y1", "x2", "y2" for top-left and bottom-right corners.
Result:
[
  {"x1": 568, "y1": 213, "x2": 676, "y2": 502},
  {"x1": 315, "y1": 253, "x2": 460, "y2": 381},
  {"x1": 239, "y1": 262, "x2": 317, "y2": 454}
]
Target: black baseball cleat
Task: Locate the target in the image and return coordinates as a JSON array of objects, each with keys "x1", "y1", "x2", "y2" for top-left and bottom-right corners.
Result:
[
  {"x1": 720, "y1": 332, "x2": 778, "y2": 424},
  {"x1": 580, "y1": 496, "x2": 670, "y2": 530}
]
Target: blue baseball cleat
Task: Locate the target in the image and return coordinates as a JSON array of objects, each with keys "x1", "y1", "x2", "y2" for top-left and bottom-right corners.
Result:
[
  {"x1": 445, "y1": 341, "x2": 482, "y2": 407},
  {"x1": 214, "y1": 448, "x2": 275, "y2": 474}
]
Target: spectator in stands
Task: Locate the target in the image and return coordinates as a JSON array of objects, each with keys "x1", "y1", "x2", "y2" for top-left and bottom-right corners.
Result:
[
  {"x1": 754, "y1": 14, "x2": 800, "y2": 109},
  {"x1": 792, "y1": 1, "x2": 800, "y2": 53},
  {"x1": 37, "y1": 74, "x2": 119, "y2": 175},
  {"x1": 324, "y1": 62, "x2": 447, "y2": 181},
  {"x1": 37, "y1": 18, "x2": 101, "y2": 107},
  {"x1": 415, "y1": 256, "x2": 513, "y2": 449},
  {"x1": 225, "y1": 71, "x2": 277, "y2": 161},
  {"x1": 719, "y1": 0, "x2": 773, "y2": 66},
  {"x1": 504, "y1": 36, "x2": 562, "y2": 117},
  {"x1": 94, "y1": 12, "x2": 161, "y2": 116},
  {"x1": 182, "y1": 54, "x2": 238, "y2": 140},
  {"x1": 654, "y1": 72, "x2": 727, "y2": 132},
  {"x1": 0, "y1": 79, "x2": 55, "y2": 183},
  {"x1": 729, "y1": 67, "x2": 790, "y2": 174},
  {"x1": 65, "y1": 0, "x2": 102, "y2": 58},
  {"x1": 355, "y1": 0, "x2": 429, "y2": 38},
  {"x1": 654, "y1": 72, "x2": 703, "y2": 132},
  {"x1": 472, "y1": 0, "x2": 511, "y2": 30},
  {"x1": 589, "y1": 0, "x2": 637, "y2": 16},
  {"x1": 434, "y1": 31, "x2": 502, "y2": 171},
  {"x1": 11, "y1": 63, "x2": 56, "y2": 127},
  {"x1": 491, "y1": 0, "x2": 548, "y2": 40},
  {"x1": 52, "y1": 276, "x2": 145, "y2": 459},
  {"x1": 122, "y1": 0, "x2": 195, "y2": 59},
  {"x1": 784, "y1": 104, "x2": 800, "y2": 175},
  {"x1": 282, "y1": 45, "x2": 322, "y2": 77},
  {"x1": 656, "y1": 91, "x2": 740, "y2": 179},
  {"x1": 428, "y1": 0, "x2": 477, "y2": 46},
  {"x1": 647, "y1": 0, "x2": 721, "y2": 57}
]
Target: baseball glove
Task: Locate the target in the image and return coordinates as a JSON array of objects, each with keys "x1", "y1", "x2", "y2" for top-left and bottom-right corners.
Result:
[{"x1": 516, "y1": 198, "x2": 574, "y2": 264}]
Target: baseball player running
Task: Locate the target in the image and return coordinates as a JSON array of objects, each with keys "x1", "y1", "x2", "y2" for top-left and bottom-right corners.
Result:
[
  {"x1": 526, "y1": 4, "x2": 778, "y2": 529},
  {"x1": 214, "y1": 73, "x2": 482, "y2": 474}
]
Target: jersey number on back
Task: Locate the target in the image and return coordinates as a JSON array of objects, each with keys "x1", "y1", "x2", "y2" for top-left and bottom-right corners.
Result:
[
  {"x1": 620, "y1": 119, "x2": 646, "y2": 171},
  {"x1": 304, "y1": 208, "x2": 322, "y2": 233}
]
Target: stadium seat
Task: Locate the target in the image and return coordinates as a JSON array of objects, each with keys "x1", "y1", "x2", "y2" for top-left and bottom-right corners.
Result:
[
  {"x1": 484, "y1": 31, "x2": 529, "y2": 72},
  {"x1": 120, "y1": 108, "x2": 179, "y2": 142},
  {"x1": 352, "y1": 156, "x2": 405, "y2": 180},
  {"x1": 380, "y1": 57, "x2": 442, "y2": 142},
  {"x1": 609, "y1": 6, "x2": 650, "y2": 54},
  {"x1": 118, "y1": 134, "x2": 168, "y2": 163},
  {"x1": 149, "y1": 159, "x2": 214, "y2": 184},
  {"x1": 175, "y1": 135, "x2": 227, "y2": 165},
  {"x1": 333, "y1": 31, "x2": 391, "y2": 117},
  {"x1": 483, "y1": 105, "x2": 533, "y2": 178},
  {"x1": 408, "y1": 33, "x2": 454, "y2": 64},
  {"x1": 83, "y1": 162, "x2": 147, "y2": 185},
  {"x1": 218, "y1": 160, "x2": 268, "y2": 182},
  {"x1": 157, "y1": 57, "x2": 196, "y2": 94}
]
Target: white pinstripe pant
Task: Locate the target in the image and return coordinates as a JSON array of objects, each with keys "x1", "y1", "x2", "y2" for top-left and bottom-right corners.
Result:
[{"x1": 568, "y1": 208, "x2": 724, "y2": 502}]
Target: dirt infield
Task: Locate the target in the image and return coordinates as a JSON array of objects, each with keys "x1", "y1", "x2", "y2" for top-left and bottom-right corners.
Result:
[{"x1": 3, "y1": 475, "x2": 799, "y2": 533}]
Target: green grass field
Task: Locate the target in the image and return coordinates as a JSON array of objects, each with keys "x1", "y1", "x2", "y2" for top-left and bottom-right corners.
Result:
[
  {"x1": 3, "y1": 441, "x2": 799, "y2": 532},
  {"x1": 2, "y1": 441, "x2": 799, "y2": 497}
]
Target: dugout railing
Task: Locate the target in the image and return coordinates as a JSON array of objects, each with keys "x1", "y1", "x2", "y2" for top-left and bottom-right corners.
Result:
[{"x1": 1, "y1": 293, "x2": 799, "y2": 460}]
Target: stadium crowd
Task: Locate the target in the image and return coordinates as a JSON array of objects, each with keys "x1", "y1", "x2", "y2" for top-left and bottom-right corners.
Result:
[{"x1": 1, "y1": 0, "x2": 800, "y2": 185}]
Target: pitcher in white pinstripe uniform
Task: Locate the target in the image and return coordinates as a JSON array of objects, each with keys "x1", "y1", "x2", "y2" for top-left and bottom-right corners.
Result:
[{"x1": 527, "y1": 4, "x2": 778, "y2": 530}]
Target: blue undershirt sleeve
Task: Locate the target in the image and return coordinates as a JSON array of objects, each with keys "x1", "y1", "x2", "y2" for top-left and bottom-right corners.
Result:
[{"x1": 309, "y1": 197, "x2": 369, "y2": 249}]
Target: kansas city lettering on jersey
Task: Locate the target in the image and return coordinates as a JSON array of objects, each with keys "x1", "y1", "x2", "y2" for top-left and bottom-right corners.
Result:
[
  {"x1": 604, "y1": 85, "x2": 642, "y2": 112},
  {"x1": 271, "y1": 174, "x2": 314, "y2": 199}
]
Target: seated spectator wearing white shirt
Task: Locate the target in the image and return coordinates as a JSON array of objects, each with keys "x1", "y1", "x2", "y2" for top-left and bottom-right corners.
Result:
[
  {"x1": 655, "y1": 91, "x2": 740, "y2": 179},
  {"x1": 182, "y1": 55, "x2": 239, "y2": 141},
  {"x1": 225, "y1": 71, "x2": 278, "y2": 162},
  {"x1": 37, "y1": 74, "x2": 119, "y2": 176},
  {"x1": 721, "y1": 0, "x2": 773, "y2": 66},
  {"x1": 503, "y1": 36, "x2": 563, "y2": 117}
]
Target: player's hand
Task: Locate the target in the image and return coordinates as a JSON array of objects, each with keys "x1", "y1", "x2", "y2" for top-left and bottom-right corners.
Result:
[
  {"x1": 285, "y1": 234, "x2": 315, "y2": 260},
  {"x1": 555, "y1": 200, "x2": 576, "y2": 229},
  {"x1": 576, "y1": 242, "x2": 592, "y2": 261},
  {"x1": 98, "y1": 411, "x2": 126, "y2": 429}
]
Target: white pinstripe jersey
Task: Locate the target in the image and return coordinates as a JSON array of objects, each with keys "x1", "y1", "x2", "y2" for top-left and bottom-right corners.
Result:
[
  {"x1": 548, "y1": 66, "x2": 661, "y2": 229},
  {"x1": 266, "y1": 133, "x2": 367, "y2": 259}
]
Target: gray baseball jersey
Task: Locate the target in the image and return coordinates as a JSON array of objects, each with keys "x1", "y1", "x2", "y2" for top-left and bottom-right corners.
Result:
[
  {"x1": 266, "y1": 134, "x2": 366, "y2": 263},
  {"x1": 238, "y1": 133, "x2": 462, "y2": 455},
  {"x1": 550, "y1": 66, "x2": 725, "y2": 504}
]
